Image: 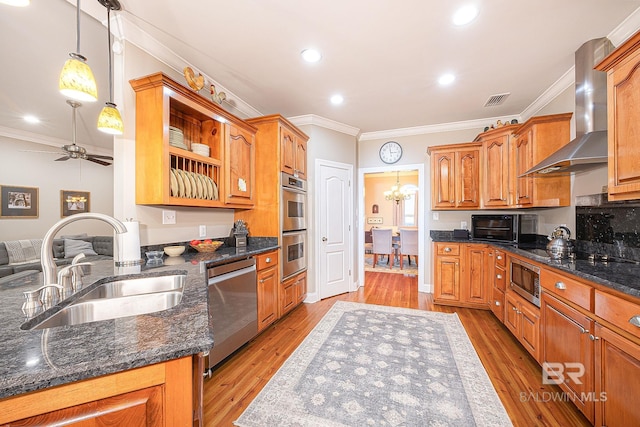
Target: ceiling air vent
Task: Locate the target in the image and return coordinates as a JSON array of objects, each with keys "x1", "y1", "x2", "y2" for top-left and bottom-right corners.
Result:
[{"x1": 484, "y1": 92, "x2": 510, "y2": 107}]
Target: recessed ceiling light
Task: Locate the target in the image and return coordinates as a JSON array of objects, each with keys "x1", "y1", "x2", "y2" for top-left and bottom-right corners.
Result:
[
  {"x1": 438, "y1": 74, "x2": 456, "y2": 85},
  {"x1": 330, "y1": 94, "x2": 344, "y2": 105},
  {"x1": 0, "y1": 0, "x2": 30, "y2": 6},
  {"x1": 301, "y1": 48, "x2": 322, "y2": 63},
  {"x1": 23, "y1": 115, "x2": 40, "y2": 124},
  {"x1": 452, "y1": 5, "x2": 479, "y2": 26}
]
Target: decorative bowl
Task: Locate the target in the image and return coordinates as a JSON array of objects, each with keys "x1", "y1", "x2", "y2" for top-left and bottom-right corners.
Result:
[
  {"x1": 163, "y1": 245, "x2": 186, "y2": 257},
  {"x1": 145, "y1": 250, "x2": 164, "y2": 261},
  {"x1": 190, "y1": 241, "x2": 223, "y2": 252}
]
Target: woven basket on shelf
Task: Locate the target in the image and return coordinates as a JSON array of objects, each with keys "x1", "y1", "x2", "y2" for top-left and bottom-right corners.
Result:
[{"x1": 190, "y1": 241, "x2": 223, "y2": 252}]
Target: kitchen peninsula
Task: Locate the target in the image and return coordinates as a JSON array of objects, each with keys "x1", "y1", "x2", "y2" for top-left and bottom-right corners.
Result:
[{"x1": 0, "y1": 240, "x2": 277, "y2": 425}]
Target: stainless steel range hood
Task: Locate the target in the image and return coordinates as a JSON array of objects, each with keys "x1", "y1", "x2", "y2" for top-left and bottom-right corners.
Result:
[{"x1": 522, "y1": 38, "x2": 614, "y2": 176}]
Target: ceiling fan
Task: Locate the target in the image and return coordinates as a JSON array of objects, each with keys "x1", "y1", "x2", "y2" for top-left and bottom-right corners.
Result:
[{"x1": 28, "y1": 100, "x2": 114, "y2": 166}]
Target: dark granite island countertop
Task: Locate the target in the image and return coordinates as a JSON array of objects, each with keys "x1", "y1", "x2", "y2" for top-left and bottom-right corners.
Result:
[
  {"x1": 431, "y1": 231, "x2": 640, "y2": 299},
  {"x1": 0, "y1": 239, "x2": 278, "y2": 399}
]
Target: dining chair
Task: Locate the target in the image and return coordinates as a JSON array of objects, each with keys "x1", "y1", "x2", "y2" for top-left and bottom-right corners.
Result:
[
  {"x1": 364, "y1": 229, "x2": 373, "y2": 254},
  {"x1": 371, "y1": 228, "x2": 394, "y2": 268},
  {"x1": 399, "y1": 228, "x2": 418, "y2": 269}
]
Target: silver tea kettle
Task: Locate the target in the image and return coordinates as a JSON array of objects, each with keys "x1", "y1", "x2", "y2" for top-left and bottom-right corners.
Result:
[{"x1": 546, "y1": 226, "x2": 573, "y2": 259}]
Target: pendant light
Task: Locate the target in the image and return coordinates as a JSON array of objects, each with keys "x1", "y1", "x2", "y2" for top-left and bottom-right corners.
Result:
[
  {"x1": 96, "y1": 0, "x2": 124, "y2": 135},
  {"x1": 59, "y1": 0, "x2": 98, "y2": 102},
  {"x1": 384, "y1": 171, "x2": 411, "y2": 204}
]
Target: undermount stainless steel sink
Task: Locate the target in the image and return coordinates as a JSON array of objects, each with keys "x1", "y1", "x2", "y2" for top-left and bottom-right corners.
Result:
[{"x1": 22, "y1": 274, "x2": 186, "y2": 330}]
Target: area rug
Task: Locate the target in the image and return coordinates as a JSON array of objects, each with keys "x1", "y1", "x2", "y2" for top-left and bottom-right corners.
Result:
[
  {"x1": 234, "y1": 301, "x2": 512, "y2": 427},
  {"x1": 364, "y1": 253, "x2": 418, "y2": 276}
]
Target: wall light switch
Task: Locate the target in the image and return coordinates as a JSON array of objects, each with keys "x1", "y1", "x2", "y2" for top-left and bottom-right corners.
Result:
[
  {"x1": 432, "y1": 212, "x2": 439, "y2": 220},
  {"x1": 461, "y1": 221, "x2": 468, "y2": 230},
  {"x1": 162, "y1": 210, "x2": 176, "y2": 225},
  {"x1": 199, "y1": 225, "x2": 207, "y2": 238}
]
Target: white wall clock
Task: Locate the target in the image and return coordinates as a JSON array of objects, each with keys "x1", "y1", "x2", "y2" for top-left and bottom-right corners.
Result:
[{"x1": 379, "y1": 141, "x2": 403, "y2": 164}]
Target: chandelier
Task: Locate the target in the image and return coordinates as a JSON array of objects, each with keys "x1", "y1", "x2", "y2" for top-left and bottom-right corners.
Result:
[{"x1": 384, "y1": 172, "x2": 411, "y2": 204}]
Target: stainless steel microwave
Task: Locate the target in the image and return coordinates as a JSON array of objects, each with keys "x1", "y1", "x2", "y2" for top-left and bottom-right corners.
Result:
[{"x1": 471, "y1": 214, "x2": 537, "y2": 244}]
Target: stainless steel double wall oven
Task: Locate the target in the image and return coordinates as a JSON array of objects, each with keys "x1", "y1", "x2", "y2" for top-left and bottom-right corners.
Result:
[{"x1": 281, "y1": 172, "x2": 307, "y2": 279}]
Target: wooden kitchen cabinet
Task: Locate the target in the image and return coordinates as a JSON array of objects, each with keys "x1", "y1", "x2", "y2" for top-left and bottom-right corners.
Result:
[
  {"x1": 433, "y1": 243, "x2": 491, "y2": 308},
  {"x1": 505, "y1": 289, "x2": 541, "y2": 362},
  {"x1": 462, "y1": 244, "x2": 491, "y2": 307},
  {"x1": 224, "y1": 122, "x2": 255, "y2": 206},
  {"x1": 238, "y1": 115, "x2": 309, "y2": 237},
  {"x1": 0, "y1": 356, "x2": 193, "y2": 426},
  {"x1": 433, "y1": 243, "x2": 461, "y2": 304},
  {"x1": 281, "y1": 125, "x2": 308, "y2": 179},
  {"x1": 541, "y1": 292, "x2": 595, "y2": 422},
  {"x1": 427, "y1": 143, "x2": 481, "y2": 210},
  {"x1": 256, "y1": 250, "x2": 279, "y2": 332},
  {"x1": 592, "y1": 289, "x2": 640, "y2": 426},
  {"x1": 280, "y1": 271, "x2": 306, "y2": 317},
  {"x1": 512, "y1": 113, "x2": 573, "y2": 207},
  {"x1": 596, "y1": 29, "x2": 640, "y2": 201},
  {"x1": 130, "y1": 72, "x2": 257, "y2": 208},
  {"x1": 476, "y1": 125, "x2": 518, "y2": 208},
  {"x1": 489, "y1": 249, "x2": 507, "y2": 322}
]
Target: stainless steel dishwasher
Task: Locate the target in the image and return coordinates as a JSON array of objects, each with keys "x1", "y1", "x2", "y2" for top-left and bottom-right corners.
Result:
[{"x1": 207, "y1": 257, "x2": 257, "y2": 371}]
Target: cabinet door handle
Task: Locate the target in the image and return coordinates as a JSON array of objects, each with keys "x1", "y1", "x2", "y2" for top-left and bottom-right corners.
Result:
[
  {"x1": 512, "y1": 306, "x2": 518, "y2": 311},
  {"x1": 496, "y1": 274, "x2": 502, "y2": 279},
  {"x1": 497, "y1": 255, "x2": 503, "y2": 260},
  {"x1": 629, "y1": 315, "x2": 640, "y2": 328},
  {"x1": 589, "y1": 334, "x2": 600, "y2": 341},
  {"x1": 495, "y1": 301, "x2": 501, "y2": 306},
  {"x1": 444, "y1": 247, "x2": 452, "y2": 252},
  {"x1": 579, "y1": 326, "x2": 589, "y2": 334},
  {"x1": 259, "y1": 279, "x2": 265, "y2": 283},
  {"x1": 555, "y1": 282, "x2": 567, "y2": 290}
]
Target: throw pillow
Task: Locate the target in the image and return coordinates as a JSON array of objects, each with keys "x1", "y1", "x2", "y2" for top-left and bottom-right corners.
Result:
[{"x1": 64, "y1": 239, "x2": 97, "y2": 258}]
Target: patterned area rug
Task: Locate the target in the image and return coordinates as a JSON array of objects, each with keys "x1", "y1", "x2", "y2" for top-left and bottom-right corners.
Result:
[
  {"x1": 235, "y1": 301, "x2": 512, "y2": 427},
  {"x1": 364, "y1": 253, "x2": 418, "y2": 276}
]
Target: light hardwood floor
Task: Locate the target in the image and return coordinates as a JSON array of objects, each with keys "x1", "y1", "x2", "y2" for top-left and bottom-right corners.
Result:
[{"x1": 204, "y1": 272, "x2": 591, "y2": 426}]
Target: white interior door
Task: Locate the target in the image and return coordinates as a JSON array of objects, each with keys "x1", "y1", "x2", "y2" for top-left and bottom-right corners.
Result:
[{"x1": 318, "y1": 161, "x2": 352, "y2": 299}]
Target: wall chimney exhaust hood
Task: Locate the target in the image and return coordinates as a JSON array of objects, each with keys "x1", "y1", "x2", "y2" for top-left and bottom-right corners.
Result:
[{"x1": 521, "y1": 38, "x2": 614, "y2": 177}]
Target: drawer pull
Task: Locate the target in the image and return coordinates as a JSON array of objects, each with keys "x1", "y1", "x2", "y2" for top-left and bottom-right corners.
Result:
[
  {"x1": 496, "y1": 274, "x2": 502, "y2": 279},
  {"x1": 629, "y1": 316, "x2": 640, "y2": 328},
  {"x1": 497, "y1": 255, "x2": 503, "y2": 260},
  {"x1": 555, "y1": 282, "x2": 567, "y2": 290},
  {"x1": 265, "y1": 257, "x2": 271, "y2": 263},
  {"x1": 259, "y1": 279, "x2": 265, "y2": 284},
  {"x1": 444, "y1": 247, "x2": 452, "y2": 252}
]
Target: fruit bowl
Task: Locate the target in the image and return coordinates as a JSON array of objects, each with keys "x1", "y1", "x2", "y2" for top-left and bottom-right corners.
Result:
[{"x1": 190, "y1": 241, "x2": 223, "y2": 252}]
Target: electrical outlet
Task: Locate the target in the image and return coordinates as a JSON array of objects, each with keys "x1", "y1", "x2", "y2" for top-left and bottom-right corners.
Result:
[
  {"x1": 199, "y1": 225, "x2": 206, "y2": 238},
  {"x1": 461, "y1": 221, "x2": 468, "y2": 230},
  {"x1": 367, "y1": 217, "x2": 383, "y2": 224},
  {"x1": 432, "y1": 212, "x2": 439, "y2": 220},
  {"x1": 162, "y1": 210, "x2": 176, "y2": 225}
]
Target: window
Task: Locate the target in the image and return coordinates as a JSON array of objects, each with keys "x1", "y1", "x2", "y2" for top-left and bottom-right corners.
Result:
[{"x1": 401, "y1": 184, "x2": 418, "y2": 226}]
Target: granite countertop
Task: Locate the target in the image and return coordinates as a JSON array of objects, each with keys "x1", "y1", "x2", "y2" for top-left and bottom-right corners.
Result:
[
  {"x1": 431, "y1": 230, "x2": 640, "y2": 299},
  {"x1": 0, "y1": 238, "x2": 278, "y2": 399}
]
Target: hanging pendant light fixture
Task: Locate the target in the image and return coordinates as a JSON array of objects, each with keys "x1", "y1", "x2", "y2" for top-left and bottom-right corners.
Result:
[
  {"x1": 384, "y1": 171, "x2": 411, "y2": 204},
  {"x1": 59, "y1": 0, "x2": 98, "y2": 102},
  {"x1": 97, "y1": 0, "x2": 124, "y2": 135}
]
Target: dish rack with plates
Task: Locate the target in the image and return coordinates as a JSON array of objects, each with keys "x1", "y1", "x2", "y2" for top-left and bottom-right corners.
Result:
[{"x1": 170, "y1": 154, "x2": 219, "y2": 201}]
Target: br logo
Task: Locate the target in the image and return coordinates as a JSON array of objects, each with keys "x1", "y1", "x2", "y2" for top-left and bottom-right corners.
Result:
[{"x1": 542, "y1": 362, "x2": 585, "y2": 385}]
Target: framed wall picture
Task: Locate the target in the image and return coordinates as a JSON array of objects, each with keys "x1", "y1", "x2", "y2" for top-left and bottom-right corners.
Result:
[
  {"x1": 61, "y1": 190, "x2": 90, "y2": 217},
  {"x1": 0, "y1": 185, "x2": 39, "y2": 218}
]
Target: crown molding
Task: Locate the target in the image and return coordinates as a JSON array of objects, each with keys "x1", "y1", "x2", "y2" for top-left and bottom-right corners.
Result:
[
  {"x1": 609, "y1": 6, "x2": 640, "y2": 47},
  {"x1": 0, "y1": 125, "x2": 112, "y2": 155},
  {"x1": 359, "y1": 115, "x2": 520, "y2": 141},
  {"x1": 118, "y1": 14, "x2": 263, "y2": 120},
  {"x1": 519, "y1": 67, "x2": 574, "y2": 122},
  {"x1": 287, "y1": 114, "x2": 361, "y2": 137}
]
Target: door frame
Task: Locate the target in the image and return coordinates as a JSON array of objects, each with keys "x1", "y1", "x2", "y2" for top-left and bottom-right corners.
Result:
[
  {"x1": 358, "y1": 163, "x2": 426, "y2": 292},
  {"x1": 314, "y1": 159, "x2": 355, "y2": 301}
]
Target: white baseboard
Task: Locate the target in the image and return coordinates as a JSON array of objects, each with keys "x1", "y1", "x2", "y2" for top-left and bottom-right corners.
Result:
[{"x1": 419, "y1": 283, "x2": 433, "y2": 293}]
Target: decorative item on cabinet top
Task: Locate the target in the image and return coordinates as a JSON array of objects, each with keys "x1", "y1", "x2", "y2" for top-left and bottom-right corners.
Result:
[{"x1": 183, "y1": 67, "x2": 205, "y2": 91}]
